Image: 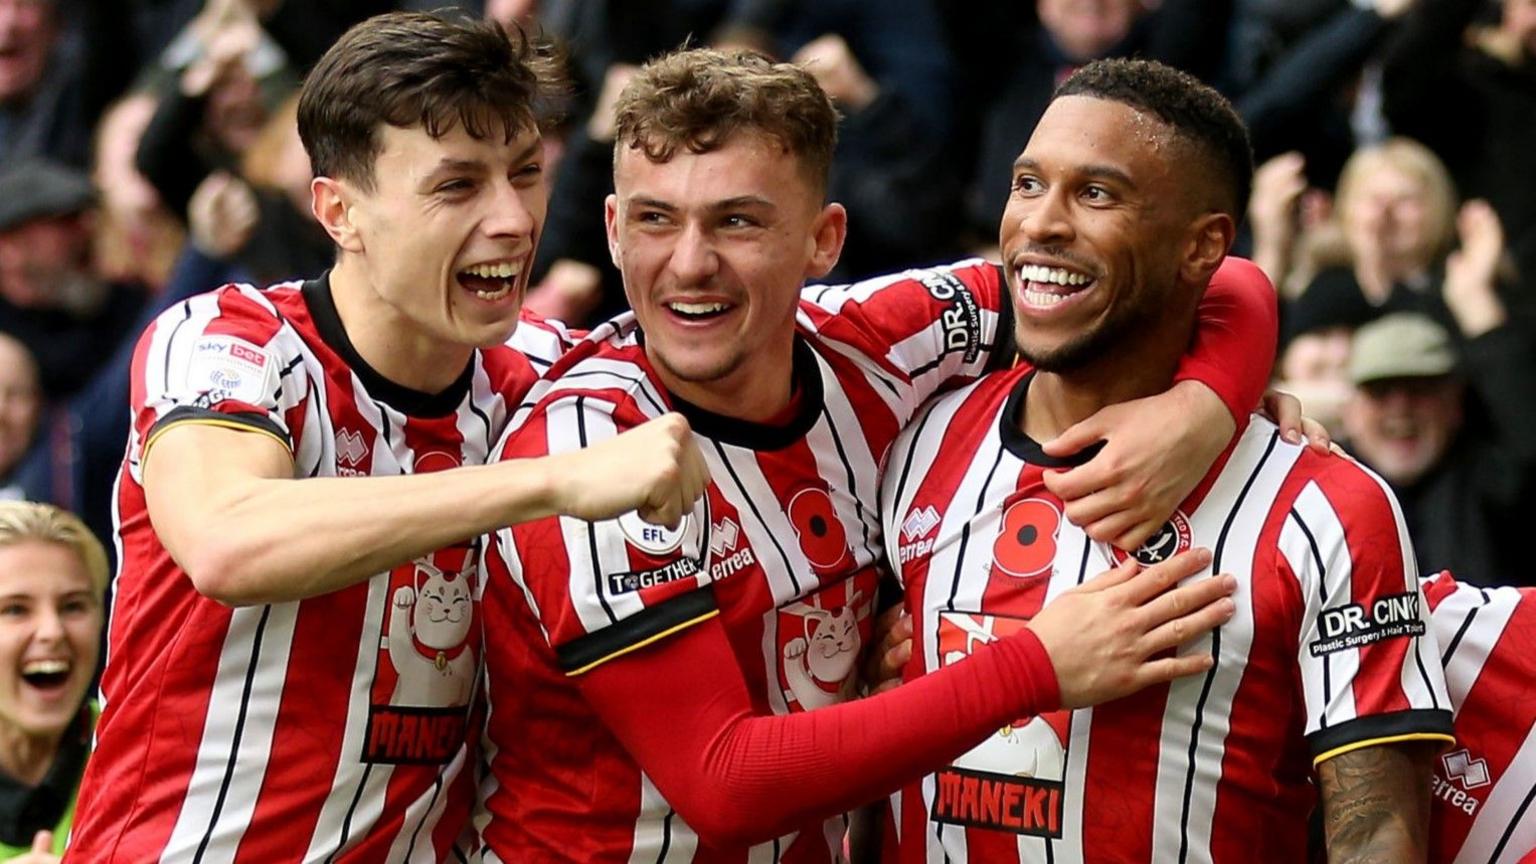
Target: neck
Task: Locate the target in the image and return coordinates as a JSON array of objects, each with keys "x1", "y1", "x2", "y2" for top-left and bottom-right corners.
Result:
[
  {"x1": 1020, "y1": 320, "x2": 1191, "y2": 444},
  {"x1": 0, "y1": 720, "x2": 62, "y2": 787},
  {"x1": 329, "y1": 257, "x2": 473, "y2": 394},
  {"x1": 649, "y1": 339, "x2": 795, "y2": 425}
]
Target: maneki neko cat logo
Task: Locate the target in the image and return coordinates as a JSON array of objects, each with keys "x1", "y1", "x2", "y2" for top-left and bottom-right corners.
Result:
[
  {"x1": 993, "y1": 498, "x2": 1063, "y2": 578},
  {"x1": 935, "y1": 612, "x2": 1069, "y2": 836},
  {"x1": 362, "y1": 448, "x2": 479, "y2": 765},
  {"x1": 777, "y1": 571, "x2": 878, "y2": 712}
]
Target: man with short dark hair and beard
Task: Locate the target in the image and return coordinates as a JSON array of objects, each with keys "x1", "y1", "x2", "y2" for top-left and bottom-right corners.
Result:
[
  {"x1": 66, "y1": 13, "x2": 709, "y2": 862},
  {"x1": 879, "y1": 58, "x2": 1452, "y2": 862},
  {"x1": 475, "y1": 48, "x2": 1302, "y2": 862}
]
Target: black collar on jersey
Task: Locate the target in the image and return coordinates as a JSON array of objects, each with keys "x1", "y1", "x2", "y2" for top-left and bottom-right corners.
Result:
[
  {"x1": 665, "y1": 336, "x2": 825, "y2": 451},
  {"x1": 999, "y1": 369, "x2": 1104, "y2": 467},
  {"x1": 302, "y1": 273, "x2": 475, "y2": 418},
  {"x1": 0, "y1": 705, "x2": 90, "y2": 847}
]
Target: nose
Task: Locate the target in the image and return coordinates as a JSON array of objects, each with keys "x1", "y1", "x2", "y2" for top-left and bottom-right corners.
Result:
[
  {"x1": 666, "y1": 222, "x2": 719, "y2": 285},
  {"x1": 33, "y1": 605, "x2": 63, "y2": 642},
  {"x1": 1018, "y1": 189, "x2": 1075, "y2": 247},
  {"x1": 481, "y1": 177, "x2": 538, "y2": 241}
]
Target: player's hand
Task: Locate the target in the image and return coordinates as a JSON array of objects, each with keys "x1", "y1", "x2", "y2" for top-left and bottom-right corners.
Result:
[
  {"x1": 1026, "y1": 549, "x2": 1235, "y2": 709},
  {"x1": 548, "y1": 412, "x2": 708, "y2": 528},
  {"x1": 1041, "y1": 380, "x2": 1232, "y2": 551},
  {"x1": 862, "y1": 605, "x2": 912, "y2": 695},
  {"x1": 1259, "y1": 388, "x2": 1334, "y2": 454}
]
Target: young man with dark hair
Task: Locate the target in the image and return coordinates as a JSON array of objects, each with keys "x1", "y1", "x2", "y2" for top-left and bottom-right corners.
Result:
[
  {"x1": 879, "y1": 58, "x2": 1451, "y2": 861},
  {"x1": 66, "y1": 13, "x2": 707, "y2": 862},
  {"x1": 476, "y1": 48, "x2": 1288, "y2": 861}
]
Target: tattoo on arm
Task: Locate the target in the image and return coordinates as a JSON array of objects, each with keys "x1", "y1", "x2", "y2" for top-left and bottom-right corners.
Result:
[{"x1": 1318, "y1": 744, "x2": 1435, "y2": 864}]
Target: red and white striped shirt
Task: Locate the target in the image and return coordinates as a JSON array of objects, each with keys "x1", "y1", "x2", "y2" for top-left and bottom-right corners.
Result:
[
  {"x1": 68, "y1": 276, "x2": 569, "y2": 863},
  {"x1": 478, "y1": 261, "x2": 1016, "y2": 863},
  {"x1": 879, "y1": 367, "x2": 1454, "y2": 863},
  {"x1": 1424, "y1": 571, "x2": 1536, "y2": 863}
]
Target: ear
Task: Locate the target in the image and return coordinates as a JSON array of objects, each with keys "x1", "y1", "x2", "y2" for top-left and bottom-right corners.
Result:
[
  {"x1": 1181, "y1": 211, "x2": 1236, "y2": 286},
  {"x1": 604, "y1": 193, "x2": 621, "y2": 269},
  {"x1": 311, "y1": 176, "x2": 365, "y2": 254},
  {"x1": 804, "y1": 202, "x2": 848, "y2": 280}
]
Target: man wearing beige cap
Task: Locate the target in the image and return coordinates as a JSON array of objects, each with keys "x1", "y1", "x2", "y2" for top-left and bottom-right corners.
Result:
[{"x1": 1342, "y1": 311, "x2": 1536, "y2": 586}]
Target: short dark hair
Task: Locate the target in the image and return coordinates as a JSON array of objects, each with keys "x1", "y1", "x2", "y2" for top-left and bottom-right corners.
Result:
[
  {"x1": 613, "y1": 48, "x2": 839, "y2": 194},
  {"x1": 297, "y1": 11, "x2": 565, "y2": 191},
  {"x1": 1055, "y1": 59, "x2": 1253, "y2": 220}
]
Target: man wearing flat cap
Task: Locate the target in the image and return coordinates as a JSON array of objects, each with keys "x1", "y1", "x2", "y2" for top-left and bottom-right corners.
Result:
[
  {"x1": 0, "y1": 159, "x2": 145, "y2": 399},
  {"x1": 1342, "y1": 311, "x2": 1536, "y2": 586}
]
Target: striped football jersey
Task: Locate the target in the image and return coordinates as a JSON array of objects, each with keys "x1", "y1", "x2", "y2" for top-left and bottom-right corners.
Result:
[
  {"x1": 878, "y1": 366, "x2": 1454, "y2": 863},
  {"x1": 68, "y1": 276, "x2": 569, "y2": 862}
]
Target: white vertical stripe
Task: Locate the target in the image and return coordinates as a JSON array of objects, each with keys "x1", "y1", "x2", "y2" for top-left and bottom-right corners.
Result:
[
  {"x1": 159, "y1": 604, "x2": 299, "y2": 863},
  {"x1": 1455, "y1": 724, "x2": 1536, "y2": 864},
  {"x1": 707, "y1": 445, "x2": 812, "y2": 606},
  {"x1": 1437, "y1": 586, "x2": 1521, "y2": 716},
  {"x1": 1287, "y1": 481, "x2": 1362, "y2": 732},
  {"x1": 626, "y1": 774, "x2": 698, "y2": 863}
]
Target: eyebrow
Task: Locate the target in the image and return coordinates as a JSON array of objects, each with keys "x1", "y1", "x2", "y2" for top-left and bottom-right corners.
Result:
[
  {"x1": 421, "y1": 140, "x2": 544, "y2": 185},
  {"x1": 1012, "y1": 157, "x2": 1137, "y2": 189},
  {"x1": 624, "y1": 195, "x2": 776, "y2": 214}
]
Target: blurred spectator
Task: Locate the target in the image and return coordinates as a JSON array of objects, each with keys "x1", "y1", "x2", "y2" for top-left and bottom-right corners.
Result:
[
  {"x1": 90, "y1": 93, "x2": 185, "y2": 294},
  {"x1": 0, "y1": 0, "x2": 135, "y2": 169},
  {"x1": 962, "y1": 0, "x2": 1232, "y2": 248},
  {"x1": 0, "y1": 160, "x2": 145, "y2": 399},
  {"x1": 1273, "y1": 280, "x2": 1377, "y2": 435},
  {"x1": 135, "y1": 0, "x2": 297, "y2": 222},
  {"x1": 0, "y1": 501, "x2": 105, "y2": 861},
  {"x1": 183, "y1": 94, "x2": 330, "y2": 285},
  {"x1": 1342, "y1": 312, "x2": 1536, "y2": 586},
  {"x1": 0, "y1": 336, "x2": 40, "y2": 503},
  {"x1": 1381, "y1": 0, "x2": 1536, "y2": 283}
]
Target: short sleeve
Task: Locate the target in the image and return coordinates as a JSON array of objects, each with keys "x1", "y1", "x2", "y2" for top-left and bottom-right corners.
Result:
[
  {"x1": 1173, "y1": 256, "x2": 1279, "y2": 423},
  {"x1": 486, "y1": 392, "x2": 716, "y2": 676},
  {"x1": 1279, "y1": 459, "x2": 1454, "y2": 765},
  {"x1": 130, "y1": 285, "x2": 306, "y2": 477}
]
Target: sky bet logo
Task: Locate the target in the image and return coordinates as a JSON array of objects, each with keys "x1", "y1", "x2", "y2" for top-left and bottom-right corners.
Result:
[{"x1": 1309, "y1": 591, "x2": 1425, "y2": 656}]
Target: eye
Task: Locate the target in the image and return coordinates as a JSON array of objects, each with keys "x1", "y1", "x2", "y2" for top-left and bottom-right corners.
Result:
[
  {"x1": 435, "y1": 178, "x2": 474, "y2": 195},
  {"x1": 0, "y1": 603, "x2": 27, "y2": 617},
  {"x1": 1012, "y1": 175, "x2": 1044, "y2": 195},
  {"x1": 1081, "y1": 184, "x2": 1112, "y2": 202},
  {"x1": 721, "y1": 214, "x2": 758, "y2": 229},
  {"x1": 512, "y1": 162, "x2": 544, "y2": 185}
]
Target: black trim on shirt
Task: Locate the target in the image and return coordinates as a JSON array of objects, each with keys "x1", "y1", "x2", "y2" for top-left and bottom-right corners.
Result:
[
  {"x1": 0, "y1": 706, "x2": 91, "y2": 847},
  {"x1": 301, "y1": 273, "x2": 474, "y2": 418},
  {"x1": 1306, "y1": 708, "x2": 1455, "y2": 762},
  {"x1": 555, "y1": 586, "x2": 719, "y2": 675},
  {"x1": 666, "y1": 337, "x2": 825, "y2": 452},
  {"x1": 150, "y1": 406, "x2": 291, "y2": 449},
  {"x1": 997, "y1": 370, "x2": 1104, "y2": 468}
]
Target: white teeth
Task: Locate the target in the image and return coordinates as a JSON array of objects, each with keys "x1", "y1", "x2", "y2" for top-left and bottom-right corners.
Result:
[
  {"x1": 667, "y1": 301, "x2": 728, "y2": 315},
  {"x1": 1017, "y1": 264, "x2": 1091, "y2": 287},
  {"x1": 472, "y1": 280, "x2": 514, "y2": 301},
  {"x1": 464, "y1": 262, "x2": 522, "y2": 279},
  {"x1": 22, "y1": 659, "x2": 68, "y2": 675},
  {"x1": 1023, "y1": 288, "x2": 1072, "y2": 307}
]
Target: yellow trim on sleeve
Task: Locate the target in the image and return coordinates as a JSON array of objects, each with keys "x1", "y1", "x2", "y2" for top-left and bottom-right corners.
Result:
[
  {"x1": 142, "y1": 417, "x2": 292, "y2": 468},
  {"x1": 564, "y1": 607, "x2": 721, "y2": 677},
  {"x1": 1313, "y1": 732, "x2": 1456, "y2": 767}
]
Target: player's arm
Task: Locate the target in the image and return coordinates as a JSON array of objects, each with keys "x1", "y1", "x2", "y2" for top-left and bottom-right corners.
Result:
[
  {"x1": 571, "y1": 551, "x2": 1235, "y2": 848},
  {"x1": 1318, "y1": 743, "x2": 1437, "y2": 863},
  {"x1": 143, "y1": 412, "x2": 706, "y2": 605}
]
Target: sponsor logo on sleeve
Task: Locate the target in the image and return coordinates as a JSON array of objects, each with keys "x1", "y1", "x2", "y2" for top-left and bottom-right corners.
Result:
[
  {"x1": 185, "y1": 336, "x2": 280, "y2": 408},
  {"x1": 918, "y1": 271, "x2": 982, "y2": 363},
  {"x1": 607, "y1": 498, "x2": 709, "y2": 594},
  {"x1": 1309, "y1": 591, "x2": 1426, "y2": 656}
]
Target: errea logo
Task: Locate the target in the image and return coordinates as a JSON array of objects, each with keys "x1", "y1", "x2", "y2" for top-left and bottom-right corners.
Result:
[
  {"x1": 899, "y1": 505, "x2": 941, "y2": 565},
  {"x1": 1433, "y1": 748, "x2": 1491, "y2": 816}
]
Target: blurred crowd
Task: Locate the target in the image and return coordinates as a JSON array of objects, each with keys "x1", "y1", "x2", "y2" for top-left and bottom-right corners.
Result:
[{"x1": 0, "y1": 0, "x2": 1534, "y2": 590}]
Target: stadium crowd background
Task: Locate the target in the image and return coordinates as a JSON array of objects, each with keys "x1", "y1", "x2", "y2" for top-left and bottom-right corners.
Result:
[{"x1": 0, "y1": 0, "x2": 1534, "y2": 591}]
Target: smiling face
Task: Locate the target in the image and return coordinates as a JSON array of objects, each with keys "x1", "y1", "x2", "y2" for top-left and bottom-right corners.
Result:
[
  {"x1": 1343, "y1": 376, "x2": 1464, "y2": 486},
  {"x1": 0, "y1": 0, "x2": 53, "y2": 104},
  {"x1": 0, "y1": 540, "x2": 100, "y2": 741},
  {"x1": 1000, "y1": 96, "x2": 1203, "y2": 373},
  {"x1": 605, "y1": 131, "x2": 844, "y2": 417},
  {"x1": 323, "y1": 121, "x2": 546, "y2": 365}
]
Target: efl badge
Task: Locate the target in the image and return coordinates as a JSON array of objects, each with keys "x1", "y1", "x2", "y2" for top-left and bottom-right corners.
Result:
[{"x1": 618, "y1": 510, "x2": 690, "y2": 555}]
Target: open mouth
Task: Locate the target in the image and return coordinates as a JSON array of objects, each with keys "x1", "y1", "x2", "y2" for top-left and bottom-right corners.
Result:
[
  {"x1": 1016, "y1": 263, "x2": 1095, "y2": 309},
  {"x1": 20, "y1": 659, "x2": 71, "y2": 692},
  {"x1": 664, "y1": 300, "x2": 733, "y2": 322},
  {"x1": 456, "y1": 260, "x2": 523, "y2": 301}
]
